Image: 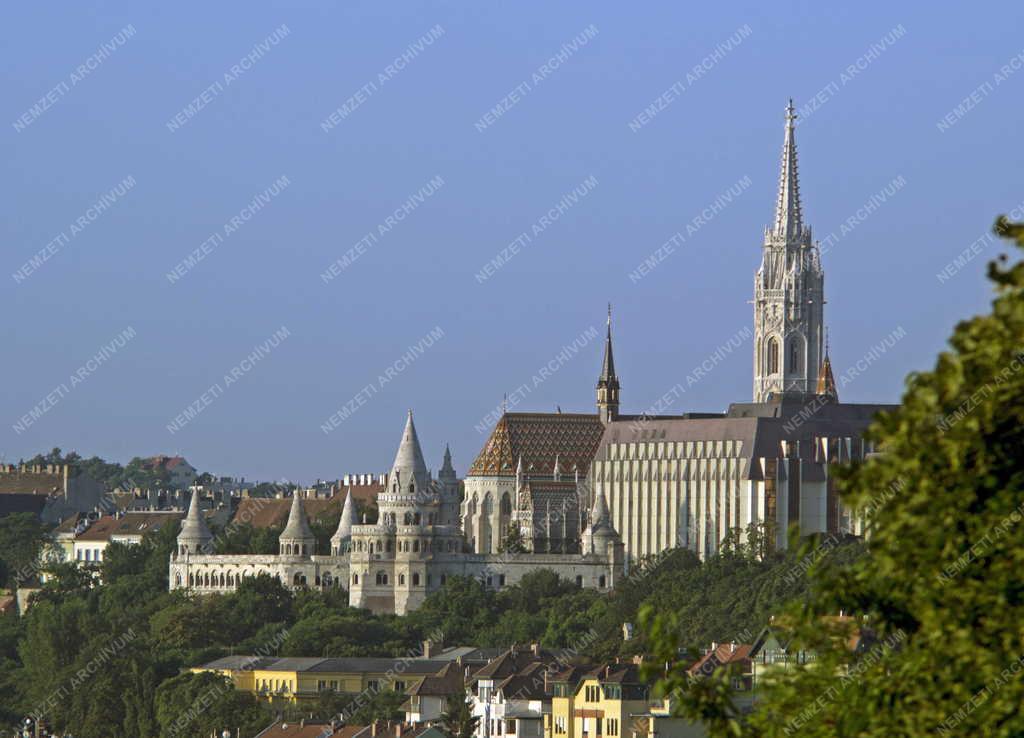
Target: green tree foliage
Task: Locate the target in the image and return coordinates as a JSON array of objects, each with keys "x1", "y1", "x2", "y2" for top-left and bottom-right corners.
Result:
[
  {"x1": 498, "y1": 523, "x2": 526, "y2": 553},
  {"x1": 154, "y1": 671, "x2": 265, "y2": 738},
  {"x1": 646, "y1": 219, "x2": 1024, "y2": 736},
  {"x1": 0, "y1": 512, "x2": 47, "y2": 587},
  {"x1": 440, "y1": 685, "x2": 479, "y2": 738}
]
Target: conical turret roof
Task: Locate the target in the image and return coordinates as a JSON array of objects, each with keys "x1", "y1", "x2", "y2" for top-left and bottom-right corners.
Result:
[
  {"x1": 178, "y1": 490, "x2": 212, "y2": 546},
  {"x1": 281, "y1": 491, "x2": 314, "y2": 542},
  {"x1": 391, "y1": 410, "x2": 429, "y2": 490},
  {"x1": 331, "y1": 491, "x2": 355, "y2": 544}
]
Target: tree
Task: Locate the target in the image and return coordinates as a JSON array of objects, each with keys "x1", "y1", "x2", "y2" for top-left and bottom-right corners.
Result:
[
  {"x1": 0, "y1": 512, "x2": 47, "y2": 587},
  {"x1": 154, "y1": 671, "x2": 265, "y2": 738},
  {"x1": 644, "y1": 218, "x2": 1024, "y2": 736},
  {"x1": 440, "y1": 686, "x2": 478, "y2": 738},
  {"x1": 498, "y1": 523, "x2": 526, "y2": 553}
]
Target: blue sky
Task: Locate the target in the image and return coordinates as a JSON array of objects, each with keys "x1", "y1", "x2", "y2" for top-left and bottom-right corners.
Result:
[{"x1": 2, "y1": 1, "x2": 1022, "y2": 483}]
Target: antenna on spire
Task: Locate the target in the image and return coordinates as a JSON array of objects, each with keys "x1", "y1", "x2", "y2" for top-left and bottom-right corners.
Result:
[
  {"x1": 502, "y1": 393, "x2": 508, "y2": 415},
  {"x1": 607, "y1": 302, "x2": 612, "y2": 325}
]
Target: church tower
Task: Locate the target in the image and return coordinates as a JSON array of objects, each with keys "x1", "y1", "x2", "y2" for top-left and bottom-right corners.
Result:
[
  {"x1": 753, "y1": 100, "x2": 825, "y2": 402},
  {"x1": 597, "y1": 305, "x2": 620, "y2": 424}
]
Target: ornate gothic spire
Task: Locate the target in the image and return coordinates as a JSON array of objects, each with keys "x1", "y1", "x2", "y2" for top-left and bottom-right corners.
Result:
[
  {"x1": 772, "y1": 99, "x2": 804, "y2": 242},
  {"x1": 597, "y1": 304, "x2": 620, "y2": 424},
  {"x1": 600, "y1": 303, "x2": 616, "y2": 381}
]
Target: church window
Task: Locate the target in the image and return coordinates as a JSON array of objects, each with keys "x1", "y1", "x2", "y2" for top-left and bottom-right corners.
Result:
[
  {"x1": 399, "y1": 574, "x2": 406, "y2": 585},
  {"x1": 413, "y1": 540, "x2": 420, "y2": 552},
  {"x1": 498, "y1": 574, "x2": 506, "y2": 586},
  {"x1": 353, "y1": 573, "x2": 359, "y2": 584},
  {"x1": 404, "y1": 512, "x2": 412, "y2": 525},
  {"x1": 412, "y1": 573, "x2": 420, "y2": 586},
  {"x1": 767, "y1": 337, "x2": 780, "y2": 374},
  {"x1": 175, "y1": 573, "x2": 182, "y2": 587},
  {"x1": 409, "y1": 483, "x2": 415, "y2": 494},
  {"x1": 599, "y1": 575, "x2": 606, "y2": 588},
  {"x1": 790, "y1": 341, "x2": 801, "y2": 372},
  {"x1": 376, "y1": 571, "x2": 388, "y2": 585}
]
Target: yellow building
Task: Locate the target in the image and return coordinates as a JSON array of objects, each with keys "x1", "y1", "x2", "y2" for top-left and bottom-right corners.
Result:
[
  {"x1": 195, "y1": 655, "x2": 452, "y2": 703},
  {"x1": 546, "y1": 662, "x2": 701, "y2": 738}
]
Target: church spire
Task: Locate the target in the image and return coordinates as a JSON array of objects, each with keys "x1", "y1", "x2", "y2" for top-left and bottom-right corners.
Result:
[
  {"x1": 597, "y1": 304, "x2": 620, "y2": 424},
  {"x1": 772, "y1": 99, "x2": 804, "y2": 242},
  {"x1": 816, "y1": 331, "x2": 838, "y2": 401}
]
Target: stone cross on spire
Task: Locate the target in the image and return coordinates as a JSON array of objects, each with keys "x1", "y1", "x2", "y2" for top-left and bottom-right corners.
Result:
[{"x1": 772, "y1": 99, "x2": 804, "y2": 242}]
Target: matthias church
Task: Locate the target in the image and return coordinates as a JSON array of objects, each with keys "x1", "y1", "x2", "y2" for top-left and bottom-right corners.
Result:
[{"x1": 169, "y1": 102, "x2": 896, "y2": 614}]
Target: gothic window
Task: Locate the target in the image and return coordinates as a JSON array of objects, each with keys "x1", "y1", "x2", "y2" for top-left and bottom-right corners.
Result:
[
  {"x1": 376, "y1": 571, "x2": 388, "y2": 585},
  {"x1": 500, "y1": 493, "x2": 512, "y2": 515},
  {"x1": 767, "y1": 337, "x2": 780, "y2": 374},
  {"x1": 790, "y1": 340, "x2": 801, "y2": 373},
  {"x1": 353, "y1": 573, "x2": 359, "y2": 584},
  {"x1": 409, "y1": 483, "x2": 415, "y2": 494},
  {"x1": 175, "y1": 573, "x2": 182, "y2": 587}
]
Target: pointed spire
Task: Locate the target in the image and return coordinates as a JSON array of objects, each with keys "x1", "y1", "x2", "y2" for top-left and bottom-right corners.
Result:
[
  {"x1": 816, "y1": 331, "x2": 838, "y2": 401},
  {"x1": 772, "y1": 99, "x2": 804, "y2": 242},
  {"x1": 331, "y1": 491, "x2": 355, "y2": 550},
  {"x1": 391, "y1": 410, "x2": 428, "y2": 492},
  {"x1": 281, "y1": 490, "x2": 314, "y2": 543},
  {"x1": 591, "y1": 488, "x2": 610, "y2": 527},
  {"x1": 515, "y1": 455, "x2": 524, "y2": 488},
  {"x1": 553, "y1": 454, "x2": 561, "y2": 482},
  {"x1": 178, "y1": 490, "x2": 212, "y2": 552},
  {"x1": 601, "y1": 303, "x2": 616, "y2": 381},
  {"x1": 597, "y1": 304, "x2": 621, "y2": 424}
]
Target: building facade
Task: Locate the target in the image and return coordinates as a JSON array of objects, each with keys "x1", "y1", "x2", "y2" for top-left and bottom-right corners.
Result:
[
  {"x1": 170, "y1": 412, "x2": 624, "y2": 615},
  {"x1": 588, "y1": 101, "x2": 897, "y2": 567}
]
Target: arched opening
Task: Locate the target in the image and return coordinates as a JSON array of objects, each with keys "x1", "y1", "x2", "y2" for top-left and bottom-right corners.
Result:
[
  {"x1": 376, "y1": 571, "x2": 388, "y2": 585},
  {"x1": 353, "y1": 573, "x2": 359, "y2": 585},
  {"x1": 399, "y1": 573, "x2": 406, "y2": 585},
  {"x1": 767, "y1": 337, "x2": 779, "y2": 374},
  {"x1": 175, "y1": 573, "x2": 182, "y2": 587}
]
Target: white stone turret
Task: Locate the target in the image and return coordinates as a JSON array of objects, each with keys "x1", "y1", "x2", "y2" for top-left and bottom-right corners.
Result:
[
  {"x1": 331, "y1": 492, "x2": 355, "y2": 555},
  {"x1": 177, "y1": 491, "x2": 212, "y2": 556},
  {"x1": 279, "y1": 491, "x2": 315, "y2": 557},
  {"x1": 582, "y1": 488, "x2": 619, "y2": 555}
]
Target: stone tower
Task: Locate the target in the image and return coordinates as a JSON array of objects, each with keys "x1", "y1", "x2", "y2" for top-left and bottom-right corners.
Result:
[
  {"x1": 753, "y1": 100, "x2": 825, "y2": 402},
  {"x1": 596, "y1": 304, "x2": 620, "y2": 424},
  {"x1": 176, "y1": 490, "x2": 212, "y2": 556}
]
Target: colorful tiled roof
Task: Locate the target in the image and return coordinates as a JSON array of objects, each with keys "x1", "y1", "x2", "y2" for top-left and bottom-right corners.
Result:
[{"x1": 468, "y1": 413, "x2": 604, "y2": 477}]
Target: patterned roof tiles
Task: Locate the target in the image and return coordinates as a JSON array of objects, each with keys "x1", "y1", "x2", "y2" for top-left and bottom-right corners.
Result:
[{"x1": 468, "y1": 412, "x2": 604, "y2": 477}]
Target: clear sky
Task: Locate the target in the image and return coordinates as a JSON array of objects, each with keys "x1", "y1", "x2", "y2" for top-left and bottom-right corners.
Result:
[{"x1": 2, "y1": 1, "x2": 1022, "y2": 483}]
